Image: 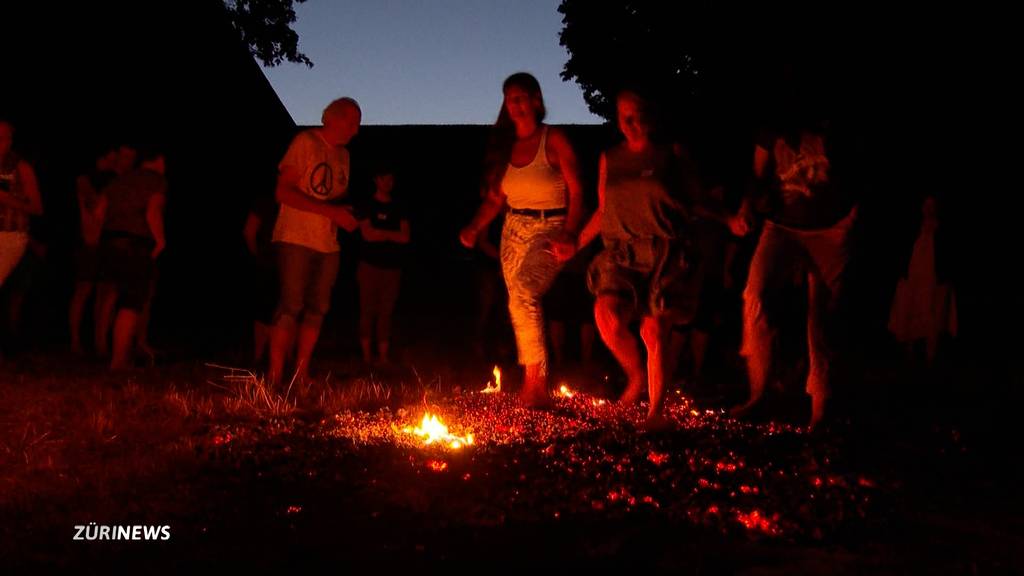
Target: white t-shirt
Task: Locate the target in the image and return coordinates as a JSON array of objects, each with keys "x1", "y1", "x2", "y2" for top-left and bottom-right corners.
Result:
[{"x1": 272, "y1": 129, "x2": 349, "y2": 253}]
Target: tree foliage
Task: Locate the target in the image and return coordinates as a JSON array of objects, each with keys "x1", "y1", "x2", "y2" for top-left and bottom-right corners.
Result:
[{"x1": 223, "y1": 0, "x2": 313, "y2": 67}]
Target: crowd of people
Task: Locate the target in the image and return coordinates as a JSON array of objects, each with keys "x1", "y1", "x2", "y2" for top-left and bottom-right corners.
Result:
[{"x1": 0, "y1": 72, "x2": 956, "y2": 431}]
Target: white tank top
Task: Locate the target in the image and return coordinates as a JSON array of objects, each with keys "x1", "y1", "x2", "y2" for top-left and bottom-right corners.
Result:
[{"x1": 501, "y1": 126, "x2": 567, "y2": 210}]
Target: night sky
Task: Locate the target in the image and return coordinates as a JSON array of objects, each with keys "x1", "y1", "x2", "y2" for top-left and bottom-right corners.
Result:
[{"x1": 260, "y1": 0, "x2": 601, "y2": 125}]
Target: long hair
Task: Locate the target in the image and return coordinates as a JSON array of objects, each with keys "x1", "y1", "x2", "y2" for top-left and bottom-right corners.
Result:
[{"x1": 481, "y1": 73, "x2": 546, "y2": 193}]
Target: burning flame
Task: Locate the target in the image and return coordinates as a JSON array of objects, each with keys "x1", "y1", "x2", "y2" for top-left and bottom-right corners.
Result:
[
  {"x1": 402, "y1": 413, "x2": 474, "y2": 449},
  {"x1": 481, "y1": 366, "x2": 502, "y2": 394},
  {"x1": 558, "y1": 384, "x2": 574, "y2": 398}
]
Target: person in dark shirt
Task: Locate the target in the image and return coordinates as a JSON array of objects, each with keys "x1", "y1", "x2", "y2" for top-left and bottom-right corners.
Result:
[
  {"x1": 95, "y1": 146, "x2": 167, "y2": 371},
  {"x1": 93, "y1": 143, "x2": 139, "y2": 359},
  {"x1": 69, "y1": 144, "x2": 117, "y2": 355},
  {"x1": 356, "y1": 161, "x2": 409, "y2": 366}
]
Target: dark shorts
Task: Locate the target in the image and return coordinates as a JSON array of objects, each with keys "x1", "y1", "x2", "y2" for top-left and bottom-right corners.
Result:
[
  {"x1": 98, "y1": 234, "x2": 155, "y2": 312},
  {"x1": 588, "y1": 236, "x2": 701, "y2": 324},
  {"x1": 274, "y1": 242, "x2": 340, "y2": 329},
  {"x1": 74, "y1": 244, "x2": 100, "y2": 282}
]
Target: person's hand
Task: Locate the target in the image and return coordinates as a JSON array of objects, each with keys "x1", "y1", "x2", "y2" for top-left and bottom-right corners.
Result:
[
  {"x1": 727, "y1": 213, "x2": 750, "y2": 237},
  {"x1": 550, "y1": 231, "x2": 577, "y2": 263},
  {"x1": 327, "y1": 205, "x2": 358, "y2": 232},
  {"x1": 151, "y1": 239, "x2": 166, "y2": 260},
  {"x1": 459, "y1": 225, "x2": 480, "y2": 249}
]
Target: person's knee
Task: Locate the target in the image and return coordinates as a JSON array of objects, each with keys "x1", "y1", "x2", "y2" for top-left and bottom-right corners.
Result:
[
  {"x1": 300, "y1": 309, "x2": 326, "y2": 330},
  {"x1": 594, "y1": 298, "x2": 623, "y2": 332},
  {"x1": 304, "y1": 281, "x2": 334, "y2": 322},
  {"x1": 274, "y1": 291, "x2": 303, "y2": 327},
  {"x1": 508, "y1": 294, "x2": 540, "y2": 326},
  {"x1": 742, "y1": 274, "x2": 767, "y2": 308},
  {"x1": 118, "y1": 284, "x2": 148, "y2": 313},
  {"x1": 639, "y1": 317, "x2": 666, "y2": 347}
]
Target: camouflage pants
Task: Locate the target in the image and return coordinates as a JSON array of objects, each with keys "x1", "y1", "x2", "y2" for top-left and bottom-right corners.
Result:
[{"x1": 500, "y1": 213, "x2": 566, "y2": 374}]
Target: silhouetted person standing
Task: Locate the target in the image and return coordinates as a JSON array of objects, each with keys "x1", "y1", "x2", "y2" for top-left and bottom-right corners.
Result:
[{"x1": 267, "y1": 98, "x2": 361, "y2": 386}]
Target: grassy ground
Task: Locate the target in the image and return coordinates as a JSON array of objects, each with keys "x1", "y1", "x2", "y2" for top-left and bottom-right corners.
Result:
[{"x1": 1, "y1": 351, "x2": 1021, "y2": 573}]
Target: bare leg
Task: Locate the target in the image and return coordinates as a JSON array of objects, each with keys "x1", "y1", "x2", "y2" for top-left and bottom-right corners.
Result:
[
  {"x1": 253, "y1": 320, "x2": 271, "y2": 363},
  {"x1": 293, "y1": 323, "x2": 321, "y2": 383},
  {"x1": 94, "y1": 283, "x2": 118, "y2": 358},
  {"x1": 806, "y1": 273, "x2": 830, "y2": 431},
  {"x1": 519, "y1": 362, "x2": 551, "y2": 408},
  {"x1": 360, "y1": 337, "x2": 373, "y2": 364},
  {"x1": 640, "y1": 315, "x2": 672, "y2": 429},
  {"x1": 110, "y1": 308, "x2": 139, "y2": 371},
  {"x1": 594, "y1": 296, "x2": 645, "y2": 404},
  {"x1": 69, "y1": 281, "x2": 93, "y2": 354},
  {"x1": 268, "y1": 316, "x2": 296, "y2": 387}
]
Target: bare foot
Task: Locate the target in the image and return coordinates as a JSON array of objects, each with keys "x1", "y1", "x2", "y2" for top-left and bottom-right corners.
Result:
[
  {"x1": 519, "y1": 387, "x2": 552, "y2": 409},
  {"x1": 520, "y1": 366, "x2": 552, "y2": 409},
  {"x1": 729, "y1": 399, "x2": 759, "y2": 419},
  {"x1": 808, "y1": 393, "x2": 827, "y2": 432}
]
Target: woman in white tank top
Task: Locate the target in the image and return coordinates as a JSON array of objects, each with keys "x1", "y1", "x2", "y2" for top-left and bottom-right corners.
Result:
[
  {"x1": 460, "y1": 73, "x2": 584, "y2": 407},
  {"x1": 0, "y1": 120, "x2": 43, "y2": 289}
]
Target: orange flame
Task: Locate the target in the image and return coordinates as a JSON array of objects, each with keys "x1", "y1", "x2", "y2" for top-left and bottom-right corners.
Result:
[
  {"x1": 558, "y1": 384, "x2": 574, "y2": 398},
  {"x1": 402, "y1": 413, "x2": 474, "y2": 449},
  {"x1": 481, "y1": 366, "x2": 502, "y2": 394}
]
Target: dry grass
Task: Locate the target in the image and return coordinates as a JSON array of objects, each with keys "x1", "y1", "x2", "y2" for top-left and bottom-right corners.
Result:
[{"x1": 0, "y1": 358, "x2": 452, "y2": 513}]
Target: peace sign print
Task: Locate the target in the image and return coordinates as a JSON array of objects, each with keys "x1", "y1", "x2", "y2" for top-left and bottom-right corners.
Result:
[{"x1": 309, "y1": 162, "x2": 334, "y2": 198}]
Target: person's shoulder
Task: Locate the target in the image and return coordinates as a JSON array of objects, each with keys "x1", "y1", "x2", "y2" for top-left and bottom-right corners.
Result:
[
  {"x1": 545, "y1": 125, "x2": 574, "y2": 149},
  {"x1": 16, "y1": 156, "x2": 35, "y2": 173},
  {"x1": 289, "y1": 129, "x2": 321, "y2": 150}
]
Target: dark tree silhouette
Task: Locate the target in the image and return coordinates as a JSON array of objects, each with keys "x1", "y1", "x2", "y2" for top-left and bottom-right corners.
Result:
[
  {"x1": 223, "y1": 0, "x2": 313, "y2": 67},
  {"x1": 556, "y1": 0, "x2": 889, "y2": 130}
]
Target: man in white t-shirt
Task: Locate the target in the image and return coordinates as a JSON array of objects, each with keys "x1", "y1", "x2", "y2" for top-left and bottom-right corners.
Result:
[{"x1": 268, "y1": 97, "x2": 361, "y2": 386}]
